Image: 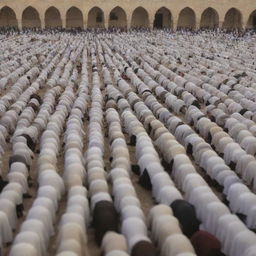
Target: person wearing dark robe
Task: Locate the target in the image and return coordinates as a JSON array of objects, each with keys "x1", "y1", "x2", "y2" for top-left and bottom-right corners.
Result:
[
  {"x1": 191, "y1": 231, "x2": 225, "y2": 256},
  {"x1": 171, "y1": 199, "x2": 200, "y2": 237}
]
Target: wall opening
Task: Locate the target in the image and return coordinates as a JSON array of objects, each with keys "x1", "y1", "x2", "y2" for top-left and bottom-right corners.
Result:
[
  {"x1": 45, "y1": 7, "x2": 62, "y2": 28},
  {"x1": 87, "y1": 7, "x2": 104, "y2": 28},
  {"x1": 153, "y1": 7, "x2": 172, "y2": 29},
  {"x1": 247, "y1": 10, "x2": 256, "y2": 29},
  {"x1": 0, "y1": 6, "x2": 18, "y2": 28},
  {"x1": 154, "y1": 13, "x2": 163, "y2": 28},
  {"x1": 177, "y1": 7, "x2": 196, "y2": 30},
  {"x1": 66, "y1": 7, "x2": 83, "y2": 28},
  {"x1": 200, "y1": 8, "x2": 219, "y2": 29},
  {"x1": 22, "y1": 6, "x2": 41, "y2": 28},
  {"x1": 223, "y1": 8, "x2": 242, "y2": 30},
  {"x1": 109, "y1": 6, "x2": 127, "y2": 28},
  {"x1": 131, "y1": 7, "x2": 149, "y2": 28}
]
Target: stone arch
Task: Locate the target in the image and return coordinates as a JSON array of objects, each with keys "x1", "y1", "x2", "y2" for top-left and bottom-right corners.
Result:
[
  {"x1": 247, "y1": 10, "x2": 256, "y2": 29},
  {"x1": 109, "y1": 6, "x2": 127, "y2": 29},
  {"x1": 45, "y1": 7, "x2": 62, "y2": 28},
  {"x1": 223, "y1": 8, "x2": 242, "y2": 30},
  {"x1": 177, "y1": 7, "x2": 196, "y2": 30},
  {"x1": 0, "y1": 6, "x2": 18, "y2": 28},
  {"x1": 153, "y1": 7, "x2": 172, "y2": 29},
  {"x1": 87, "y1": 7, "x2": 104, "y2": 28},
  {"x1": 22, "y1": 6, "x2": 41, "y2": 28},
  {"x1": 131, "y1": 7, "x2": 149, "y2": 28},
  {"x1": 200, "y1": 7, "x2": 219, "y2": 29},
  {"x1": 66, "y1": 6, "x2": 83, "y2": 28}
]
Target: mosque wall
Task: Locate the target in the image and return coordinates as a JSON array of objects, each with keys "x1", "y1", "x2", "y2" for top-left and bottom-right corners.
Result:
[{"x1": 0, "y1": 0, "x2": 255, "y2": 30}]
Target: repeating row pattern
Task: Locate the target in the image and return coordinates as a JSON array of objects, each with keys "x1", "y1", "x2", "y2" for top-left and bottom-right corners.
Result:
[{"x1": 0, "y1": 30, "x2": 256, "y2": 256}]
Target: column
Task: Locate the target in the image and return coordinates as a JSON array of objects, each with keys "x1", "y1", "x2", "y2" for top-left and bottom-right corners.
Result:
[
  {"x1": 127, "y1": 15, "x2": 132, "y2": 29},
  {"x1": 172, "y1": 21, "x2": 177, "y2": 31},
  {"x1": 83, "y1": 14, "x2": 87, "y2": 29},
  {"x1": 62, "y1": 18, "x2": 66, "y2": 29},
  {"x1": 104, "y1": 21, "x2": 108, "y2": 29},
  {"x1": 172, "y1": 16, "x2": 179, "y2": 31},
  {"x1": 40, "y1": 15, "x2": 45, "y2": 29},
  {"x1": 195, "y1": 20, "x2": 200, "y2": 30},
  {"x1": 149, "y1": 14, "x2": 154, "y2": 30},
  {"x1": 83, "y1": 21, "x2": 87, "y2": 29},
  {"x1": 17, "y1": 19, "x2": 22, "y2": 31},
  {"x1": 219, "y1": 21, "x2": 224, "y2": 29}
]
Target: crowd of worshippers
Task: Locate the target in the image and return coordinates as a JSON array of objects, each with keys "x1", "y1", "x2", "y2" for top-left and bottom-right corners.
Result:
[
  {"x1": 1, "y1": 25, "x2": 256, "y2": 36},
  {"x1": 0, "y1": 30, "x2": 256, "y2": 256}
]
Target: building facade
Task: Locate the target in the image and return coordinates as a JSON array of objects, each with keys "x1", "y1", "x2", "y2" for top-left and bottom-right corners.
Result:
[{"x1": 0, "y1": 0, "x2": 255, "y2": 30}]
